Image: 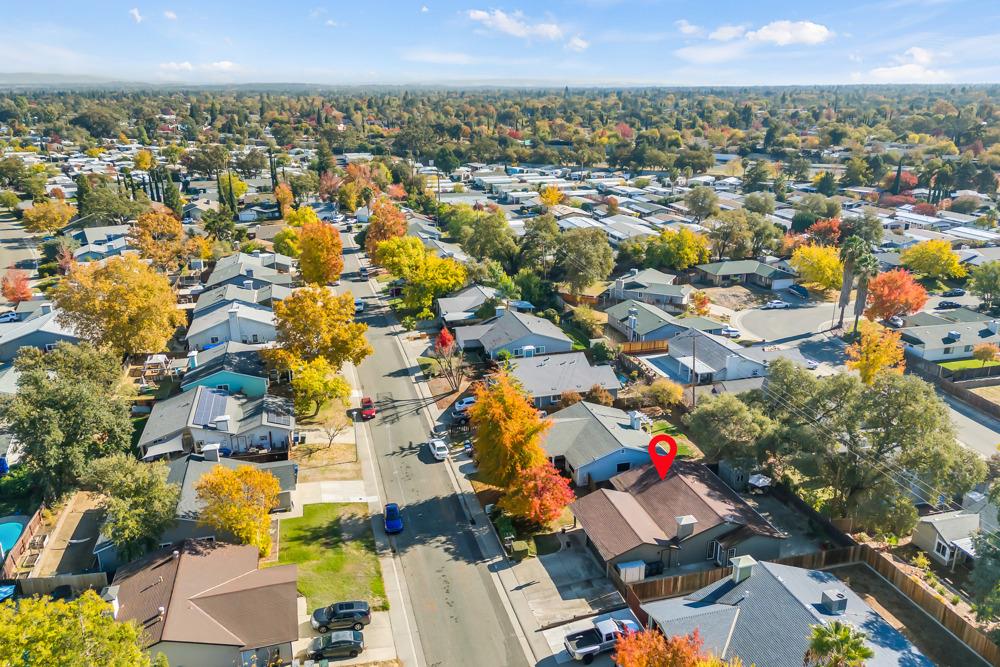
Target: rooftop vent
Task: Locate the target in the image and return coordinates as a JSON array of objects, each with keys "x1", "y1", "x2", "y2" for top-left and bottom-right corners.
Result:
[{"x1": 675, "y1": 515, "x2": 697, "y2": 540}]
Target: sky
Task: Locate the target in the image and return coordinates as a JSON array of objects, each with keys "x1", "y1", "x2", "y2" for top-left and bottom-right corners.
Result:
[{"x1": 3, "y1": 0, "x2": 1000, "y2": 86}]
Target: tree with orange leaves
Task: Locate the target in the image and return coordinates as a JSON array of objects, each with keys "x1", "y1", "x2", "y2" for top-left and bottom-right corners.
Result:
[
  {"x1": 864, "y1": 268, "x2": 928, "y2": 322},
  {"x1": 806, "y1": 218, "x2": 842, "y2": 246},
  {"x1": 846, "y1": 321, "x2": 905, "y2": 385},
  {"x1": 614, "y1": 629, "x2": 704, "y2": 667},
  {"x1": 499, "y1": 460, "x2": 573, "y2": 525},
  {"x1": 689, "y1": 290, "x2": 710, "y2": 317},
  {"x1": 388, "y1": 183, "x2": 407, "y2": 200},
  {"x1": 1, "y1": 267, "x2": 31, "y2": 304},
  {"x1": 364, "y1": 198, "x2": 407, "y2": 256},
  {"x1": 275, "y1": 182, "x2": 294, "y2": 217},
  {"x1": 468, "y1": 371, "x2": 549, "y2": 488}
]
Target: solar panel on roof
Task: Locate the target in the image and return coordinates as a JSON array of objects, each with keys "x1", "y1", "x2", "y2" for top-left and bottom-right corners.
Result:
[
  {"x1": 267, "y1": 410, "x2": 291, "y2": 426},
  {"x1": 193, "y1": 388, "x2": 229, "y2": 426}
]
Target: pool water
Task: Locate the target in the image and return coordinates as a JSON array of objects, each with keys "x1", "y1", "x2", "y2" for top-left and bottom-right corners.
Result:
[{"x1": 0, "y1": 520, "x2": 25, "y2": 556}]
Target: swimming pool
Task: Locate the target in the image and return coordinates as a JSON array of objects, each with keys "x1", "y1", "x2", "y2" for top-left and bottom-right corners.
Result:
[{"x1": 0, "y1": 517, "x2": 27, "y2": 557}]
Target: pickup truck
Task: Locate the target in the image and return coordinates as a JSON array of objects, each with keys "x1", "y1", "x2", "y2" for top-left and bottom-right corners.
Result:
[{"x1": 563, "y1": 618, "x2": 640, "y2": 663}]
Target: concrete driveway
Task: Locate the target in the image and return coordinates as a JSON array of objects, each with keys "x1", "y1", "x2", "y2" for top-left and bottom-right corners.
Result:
[
  {"x1": 539, "y1": 608, "x2": 640, "y2": 665},
  {"x1": 293, "y1": 596, "x2": 396, "y2": 665},
  {"x1": 509, "y1": 530, "x2": 623, "y2": 628}
]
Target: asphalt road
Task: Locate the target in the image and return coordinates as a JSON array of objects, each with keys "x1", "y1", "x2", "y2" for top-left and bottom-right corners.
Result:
[
  {"x1": 338, "y1": 232, "x2": 530, "y2": 667},
  {"x1": 0, "y1": 212, "x2": 38, "y2": 284}
]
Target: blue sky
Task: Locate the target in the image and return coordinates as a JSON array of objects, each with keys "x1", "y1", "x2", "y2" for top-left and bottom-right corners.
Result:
[{"x1": 4, "y1": 0, "x2": 1000, "y2": 85}]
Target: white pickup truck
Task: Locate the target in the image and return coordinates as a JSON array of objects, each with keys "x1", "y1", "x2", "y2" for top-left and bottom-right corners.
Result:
[{"x1": 563, "y1": 618, "x2": 640, "y2": 663}]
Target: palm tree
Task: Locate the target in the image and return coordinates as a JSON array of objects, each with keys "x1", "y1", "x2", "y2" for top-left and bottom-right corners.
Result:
[
  {"x1": 804, "y1": 621, "x2": 875, "y2": 667},
  {"x1": 837, "y1": 237, "x2": 868, "y2": 329},
  {"x1": 851, "y1": 252, "x2": 880, "y2": 336}
]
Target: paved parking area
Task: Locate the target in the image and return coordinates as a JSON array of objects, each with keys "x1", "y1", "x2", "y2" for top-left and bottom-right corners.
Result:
[
  {"x1": 510, "y1": 530, "x2": 623, "y2": 628},
  {"x1": 293, "y1": 597, "x2": 396, "y2": 665},
  {"x1": 539, "y1": 608, "x2": 640, "y2": 665}
]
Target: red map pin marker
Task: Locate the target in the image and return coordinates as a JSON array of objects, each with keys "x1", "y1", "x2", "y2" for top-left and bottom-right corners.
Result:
[{"x1": 648, "y1": 434, "x2": 678, "y2": 480}]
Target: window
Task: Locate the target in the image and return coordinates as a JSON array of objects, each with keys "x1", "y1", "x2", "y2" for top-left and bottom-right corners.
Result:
[
  {"x1": 943, "y1": 347, "x2": 953, "y2": 355},
  {"x1": 513, "y1": 348, "x2": 522, "y2": 357},
  {"x1": 934, "y1": 538, "x2": 951, "y2": 560},
  {"x1": 965, "y1": 345, "x2": 973, "y2": 352},
  {"x1": 44, "y1": 343, "x2": 56, "y2": 351},
  {"x1": 707, "y1": 540, "x2": 719, "y2": 560},
  {"x1": 216, "y1": 384, "x2": 229, "y2": 392},
  {"x1": 252, "y1": 334, "x2": 260, "y2": 343},
  {"x1": 616, "y1": 462, "x2": 631, "y2": 473},
  {"x1": 210, "y1": 336, "x2": 219, "y2": 344},
  {"x1": 536, "y1": 346, "x2": 545, "y2": 354}
]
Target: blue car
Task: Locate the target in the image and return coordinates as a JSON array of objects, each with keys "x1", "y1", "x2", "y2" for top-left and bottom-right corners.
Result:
[{"x1": 383, "y1": 503, "x2": 403, "y2": 534}]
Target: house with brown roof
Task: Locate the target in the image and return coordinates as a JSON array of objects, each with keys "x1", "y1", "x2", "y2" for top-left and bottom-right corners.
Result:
[
  {"x1": 570, "y1": 462, "x2": 784, "y2": 579},
  {"x1": 110, "y1": 539, "x2": 298, "y2": 667}
]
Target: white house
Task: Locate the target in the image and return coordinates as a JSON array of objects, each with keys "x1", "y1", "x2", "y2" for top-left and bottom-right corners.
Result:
[{"x1": 186, "y1": 303, "x2": 276, "y2": 350}]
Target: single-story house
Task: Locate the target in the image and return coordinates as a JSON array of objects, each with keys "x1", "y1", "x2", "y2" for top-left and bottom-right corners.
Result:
[
  {"x1": 543, "y1": 402, "x2": 650, "y2": 485},
  {"x1": 900, "y1": 319, "x2": 1000, "y2": 361},
  {"x1": 694, "y1": 260, "x2": 796, "y2": 291},
  {"x1": 642, "y1": 329, "x2": 767, "y2": 385},
  {"x1": 436, "y1": 285, "x2": 502, "y2": 326},
  {"x1": 456, "y1": 309, "x2": 572, "y2": 359},
  {"x1": 138, "y1": 386, "x2": 295, "y2": 460},
  {"x1": 95, "y1": 449, "x2": 296, "y2": 571},
  {"x1": 605, "y1": 300, "x2": 686, "y2": 342},
  {"x1": 0, "y1": 304, "x2": 80, "y2": 362},
  {"x1": 111, "y1": 539, "x2": 299, "y2": 667},
  {"x1": 507, "y1": 352, "x2": 620, "y2": 408},
  {"x1": 69, "y1": 224, "x2": 130, "y2": 248},
  {"x1": 183, "y1": 199, "x2": 219, "y2": 221},
  {"x1": 307, "y1": 201, "x2": 339, "y2": 220},
  {"x1": 203, "y1": 252, "x2": 294, "y2": 291},
  {"x1": 571, "y1": 462, "x2": 784, "y2": 576},
  {"x1": 237, "y1": 203, "x2": 281, "y2": 223},
  {"x1": 605, "y1": 268, "x2": 692, "y2": 309},
  {"x1": 193, "y1": 284, "x2": 293, "y2": 317},
  {"x1": 912, "y1": 510, "x2": 980, "y2": 568},
  {"x1": 186, "y1": 303, "x2": 276, "y2": 351},
  {"x1": 180, "y1": 342, "x2": 269, "y2": 397},
  {"x1": 641, "y1": 558, "x2": 933, "y2": 667}
]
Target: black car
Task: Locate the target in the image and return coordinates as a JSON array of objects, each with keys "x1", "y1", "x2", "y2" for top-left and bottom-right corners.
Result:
[
  {"x1": 937, "y1": 300, "x2": 962, "y2": 309},
  {"x1": 309, "y1": 631, "x2": 365, "y2": 660},
  {"x1": 941, "y1": 288, "x2": 967, "y2": 297},
  {"x1": 311, "y1": 601, "x2": 372, "y2": 632}
]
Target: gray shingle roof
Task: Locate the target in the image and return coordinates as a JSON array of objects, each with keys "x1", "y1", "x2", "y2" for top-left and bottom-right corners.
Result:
[
  {"x1": 697, "y1": 259, "x2": 794, "y2": 280},
  {"x1": 605, "y1": 300, "x2": 679, "y2": 336},
  {"x1": 181, "y1": 342, "x2": 267, "y2": 388},
  {"x1": 436, "y1": 285, "x2": 500, "y2": 318},
  {"x1": 643, "y1": 561, "x2": 934, "y2": 667},
  {"x1": 458, "y1": 310, "x2": 571, "y2": 351},
  {"x1": 669, "y1": 329, "x2": 749, "y2": 373},
  {"x1": 168, "y1": 454, "x2": 297, "y2": 521},
  {"x1": 508, "y1": 353, "x2": 619, "y2": 401},
  {"x1": 900, "y1": 321, "x2": 1000, "y2": 348},
  {"x1": 542, "y1": 401, "x2": 647, "y2": 470}
]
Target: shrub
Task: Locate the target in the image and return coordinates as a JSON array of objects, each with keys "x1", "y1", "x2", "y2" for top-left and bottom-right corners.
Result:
[
  {"x1": 911, "y1": 552, "x2": 931, "y2": 570},
  {"x1": 950, "y1": 594, "x2": 961, "y2": 605}
]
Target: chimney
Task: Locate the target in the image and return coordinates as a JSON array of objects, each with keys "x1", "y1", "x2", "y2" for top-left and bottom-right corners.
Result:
[
  {"x1": 186, "y1": 350, "x2": 198, "y2": 369},
  {"x1": 100, "y1": 585, "x2": 120, "y2": 619},
  {"x1": 675, "y1": 515, "x2": 697, "y2": 540},
  {"x1": 202, "y1": 443, "x2": 221, "y2": 461},
  {"x1": 629, "y1": 267, "x2": 639, "y2": 278},
  {"x1": 40, "y1": 303, "x2": 52, "y2": 315},
  {"x1": 227, "y1": 305, "x2": 241, "y2": 341},
  {"x1": 948, "y1": 330, "x2": 961, "y2": 340},
  {"x1": 730, "y1": 555, "x2": 757, "y2": 584},
  {"x1": 989, "y1": 321, "x2": 1000, "y2": 335},
  {"x1": 628, "y1": 410, "x2": 643, "y2": 430},
  {"x1": 213, "y1": 415, "x2": 231, "y2": 431},
  {"x1": 245, "y1": 268, "x2": 254, "y2": 278},
  {"x1": 494, "y1": 304, "x2": 505, "y2": 319},
  {"x1": 821, "y1": 589, "x2": 848, "y2": 615},
  {"x1": 242, "y1": 279, "x2": 254, "y2": 290}
]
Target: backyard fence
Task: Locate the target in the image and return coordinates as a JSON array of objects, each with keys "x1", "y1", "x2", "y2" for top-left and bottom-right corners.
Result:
[
  {"x1": 905, "y1": 352, "x2": 1000, "y2": 421},
  {"x1": 1, "y1": 507, "x2": 45, "y2": 579},
  {"x1": 620, "y1": 340, "x2": 669, "y2": 355},
  {"x1": 14, "y1": 572, "x2": 108, "y2": 597}
]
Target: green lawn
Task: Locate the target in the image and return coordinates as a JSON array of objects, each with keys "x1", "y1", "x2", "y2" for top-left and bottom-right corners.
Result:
[
  {"x1": 130, "y1": 416, "x2": 149, "y2": 450},
  {"x1": 939, "y1": 359, "x2": 1000, "y2": 370},
  {"x1": 650, "y1": 421, "x2": 695, "y2": 458},
  {"x1": 560, "y1": 320, "x2": 594, "y2": 351},
  {"x1": 274, "y1": 503, "x2": 387, "y2": 612}
]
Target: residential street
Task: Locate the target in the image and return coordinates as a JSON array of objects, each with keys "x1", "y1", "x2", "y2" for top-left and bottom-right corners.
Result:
[
  {"x1": 0, "y1": 212, "x2": 37, "y2": 282},
  {"x1": 337, "y1": 231, "x2": 531, "y2": 667}
]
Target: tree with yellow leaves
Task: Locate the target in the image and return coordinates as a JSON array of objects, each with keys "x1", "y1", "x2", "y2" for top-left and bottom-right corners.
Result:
[
  {"x1": 469, "y1": 371, "x2": 549, "y2": 487},
  {"x1": 275, "y1": 182, "x2": 294, "y2": 217},
  {"x1": 900, "y1": 239, "x2": 966, "y2": 279},
  {"x1": 268, "y1": 285, "x2": 372, "y2": 372},
  {"x1": 22, "y1": 198, "x2": 76, "y2": 234},
  {"x1": 298, "y1": 221, "x2": 344, "y2": 285},
  {"x1": 195, "y1": 464, "x2": 280, "y2": 556},
  {"x1": 133, "y1": 149, "x2": 155, "y2": 172},
  {"x1": 364, "y1": 198, "x2": 407, "y2": 256},
  {"x1": 846, "y1": 321, "x2": 905, "y2": 385},
  {"x1": 791, "y1": 244, "x2": 843, "y2": 291},
  {"x1": 284, "y1": 205, "x2": 320, "y2": 227},
  {"x1": 689, "y1": 290, "x2": 711, "y2": 316},
  {"x1": 290, "y1": 357, "x2": 351, "y2": 415},
  {"x1": 374, "y1": 236, "x2": 466, "y2": 318},
  {"x1": 539, "y1": 185, "x2": 564, "y2": 207},
  {"x1": 51, "y1": 254, "x2": 184, "y2": 355},
  {"x1": 128, "y1": 210, "x2": 189, "y2": 270}
]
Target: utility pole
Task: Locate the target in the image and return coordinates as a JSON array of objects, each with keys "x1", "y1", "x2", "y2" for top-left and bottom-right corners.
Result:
[{"x1": 690, "y1": 334, "x2": 698, "y2": 408}]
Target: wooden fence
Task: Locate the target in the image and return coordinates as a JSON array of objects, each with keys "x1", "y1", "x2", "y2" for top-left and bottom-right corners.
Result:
[
  {"x1": 1, "y1": 507, "x2": 45, "y2": 579},
  {"x1": 14, "y1": 572, "x2": 108, "y2": 597},
  {"x1": 620, "y1": 340, "x2": 669, "y2": 355},
  {"x1": 906, "y1": 352, "x2": 1000, "y2": 421},
  {"x1": 611, "y1": 544, "x2": 1000, "y2": 667}
]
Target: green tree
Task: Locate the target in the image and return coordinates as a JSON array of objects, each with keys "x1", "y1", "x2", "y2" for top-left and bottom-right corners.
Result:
[
  {"x1": 464, "y1": 208, "x2": 517, "y2": 267},
  {"x1": 684, "y1": 393, "x2": 772, "y2": 465},
  {"x1": 558, "y1": 227, "x2": 614, "y2": 295},
  {"x1": 743, "y1": 191, "x2": 776, "y2": 215},
  {"x1": 837, "y1": 236, "x2": 868, "y2": 329},
  {"x1": 290, "y1": 357, "x2": 350, "y2": 415},
  {"x1": 684, "y1": 185, "x2": 719, "y2": 221},
  {"x1": 84, "y1": 183, "x2": 149, "y2": 224},
  {"x1": 971, "y1": 531, "x2": 1000, "y2": 623},
  {"x1": 0, "y1": 590, "x2": 156, "y2": 666},
  {"x1": 161, "y1": 170, "x2": 184, "y2": 217},
  {"x1": 0, "y1": 190, "x2": 18, "y2": 209},
  {"x1": 1, "y1": 343, "x2": 132, "y2": 500},
  {"x1": 83, "y1": 454, "x2": 180, "y2": 561},
  {"x1": 709, "y1": 210, "x2": 753, "y2": 260},
  {"x1": 972, "y1": 261, "x2": 1000, "y2": 310},
  {"x1": 273, "y1": 226, "x2": 300, "y2": 257}
]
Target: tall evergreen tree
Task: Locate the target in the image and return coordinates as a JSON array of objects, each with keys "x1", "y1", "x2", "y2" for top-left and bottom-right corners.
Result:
[{"x1": 162, "y1": 171, "x2": 183, "y2": 218}]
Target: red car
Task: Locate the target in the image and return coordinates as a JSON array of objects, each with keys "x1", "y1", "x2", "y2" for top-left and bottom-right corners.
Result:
[{"x1": 360, "y1": 397, "x2": 376, "y2": 419}]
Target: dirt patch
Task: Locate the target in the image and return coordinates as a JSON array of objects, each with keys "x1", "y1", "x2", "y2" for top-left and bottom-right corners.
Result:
[
  {"x1": 971, "y1": 384, "x2": 1000, "y2": 407},
  {"x1": 292, "y1": 442, "x2": 361, "y2": 483},
  {"x1": 832, "y1": 563, "x2": 983, "y2": 667},
  {"x1": 700, "y1": 285, "x2": 770, "y2": 311}
]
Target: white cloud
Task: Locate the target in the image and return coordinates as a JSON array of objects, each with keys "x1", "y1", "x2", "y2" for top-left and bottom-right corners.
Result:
[
  {"x1": 421, "y1": 5, "x2": 429, "y2": 12},
  {"x1": 675, "y1": 41, "x2": 750, "y2": 64},
  {"x1": 129, "y1": 8, "x2": 143, "y2": 23},
  {"x1": 403, "y1": 49, "x2": 475, "y2": 64},
  {"x1": 746, "y1": 20, "x2": 833, "y2": 46},
  {"x1": 867, "y1": 47, "x2": 947, "y2": 82},
  {"x1": 466, "y1": 9, "x2": 563, "y2": 40},
  {"x1": 674, "y1": 19, "x2": 702, "y2": 36},
  {"x1": 159, "y1": 61, "x2": 193, "y2": 71},
  {"x1": 566, "y1": 35, "x2": 589, "y2": 52},
  {"x1": 163, "y1": 9, "x2": 177, "y2": 20},
  {"x1": 159, "y1": 60, "x2": 238, "y2": 72},
  {"x1": 709, "y1": 24, "x2": 746, "y2": 42},
  {"x1": 325, "y1": 19, "x2": 338, "y2": 27}
]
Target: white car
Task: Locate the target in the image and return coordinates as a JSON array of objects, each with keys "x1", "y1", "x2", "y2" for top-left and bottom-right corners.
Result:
[
  {"x1": 354, "y1": 299, "x2": 365, "y2": 314},
  {"x1": 804, "y1": 359, "x2": 819, "y2": 370},
  {"x1": 453, "y1": 396, "x2": 477, "y2": 413},
  {"x1": 0, "y1": 311, "x2": 17, "y2": 323},
  {"x1": 429, "y1": 439, "x2": 449, "y2": 461},
  {"x1": 763, "y1": 300, "x2": 790, "y2": 310},
  {"x1": 720, "y1": 326, "x2": 741, "y2": 338}
]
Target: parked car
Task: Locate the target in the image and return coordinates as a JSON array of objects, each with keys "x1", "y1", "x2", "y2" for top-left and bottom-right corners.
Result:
[
  {"x1": 941, "y1": 288, "x2": 967, "y2": 297},
  {"x1": 429, "y1": 439, "x2": 449, "y2": 461},
  {"x1": 453, "y1": 396, "x2": 477, "y2": 413},
  {"x1": 450, "y1": 408, "x2": 471, "y2": 424},
  {"x1": 804, "y1": 359, "x2": 819, "y2": 370},
  {"x1": 358, "y1": 266, "x2": 369, "y2": 280},
  {"x1": 355, "y1": 298, "x2": 365, "y2": 314},
  {"x1": 360, "y1": 397, "x2": 376, "y2": 419},
  {"x1": 309, "y1": 631, "x2": 365, "y2": 660},
  {"x1": 763, "y1": 300, "x2": 791, "y2": 310},
  {"x1": 311, "y1": 601, "x2": 372, "y2": 633},
  {"x1": 787, "y1": 284, "x2": 810, "y2": 299},
  {"x1": 720, "y1": 326, "x2": 741, "y2": 338},
  {"x1": 886, "y1": 316, "x2": 904, "y2": 328},
  {"x1": 938, "y1": 300, "x2": 962, "y2": 309},
  {"x1": 0, "y1": 311, "x2": 18, "y2": 323},
  {"x1": 384, "y1": 502, "x2": 403, "y2": 534},
  {"x1": 564, "y1": 618, "x2": 641, "y2": 663}
]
